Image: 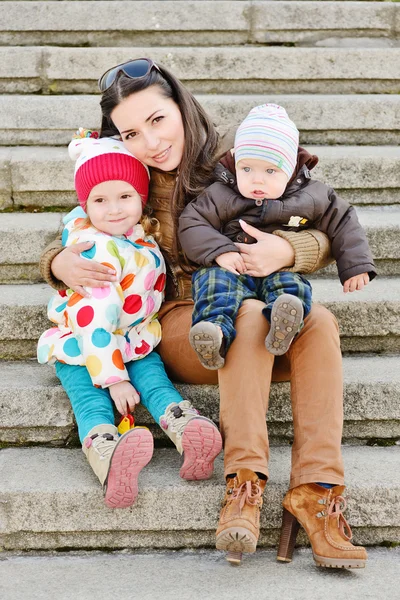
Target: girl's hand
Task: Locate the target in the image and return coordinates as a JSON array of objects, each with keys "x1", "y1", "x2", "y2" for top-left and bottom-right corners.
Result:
[
  {"x1": 343, "y1": 272, "x2": 369, "y2": 293},
  {"x1": 109, "y1": 381, "x2": 140, "y2": 416},
  {"x1": 52, "y1": 242, "x2": 117, "y2": 298},
  {"x1": 234, "y1": 220, "x2": 295, "y2": 277},
  {"x1": 215, "y1": 251, "x2": 246, "y2": 275}
]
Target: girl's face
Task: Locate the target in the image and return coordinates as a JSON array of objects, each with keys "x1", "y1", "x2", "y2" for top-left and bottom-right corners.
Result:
[
  {"x1": 110, "y1": 86, "x2": 185, "y2": 172},
  {"x1": 86, "y1": 180, "x2": 143, "y2": 236}
]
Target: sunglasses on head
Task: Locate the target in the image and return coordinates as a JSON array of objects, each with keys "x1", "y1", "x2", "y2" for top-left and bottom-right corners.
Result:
[{"x1": 98, "y1": 58, "x2": 161, "y2": 93}]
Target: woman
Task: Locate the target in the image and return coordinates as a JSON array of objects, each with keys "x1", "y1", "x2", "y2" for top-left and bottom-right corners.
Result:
[{"x1": 40, "y1": 58, "x2": 367, "y2": 568}]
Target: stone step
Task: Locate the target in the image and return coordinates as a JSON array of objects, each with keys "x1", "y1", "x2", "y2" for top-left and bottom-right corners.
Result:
[
  {"x1": 0, "y1": 277, "x2": 399, "y2": 359},
  {"x1": 3, "y1": 93, "x2": 400, "y2": 146},
  {"x1": 1, "y1": 548, "x2": 399, "y2": 600},
  {"x1": 0, "y1": 445, "x2": 398, "y2": 550},
  {"x1": 1, "y1": 145, "x2": 399, "y2": 211},
  {"x1": 0, "y1": 1, "x2": 398, "y2": 47},
  {"x1": 1, "y1": 355, "x2": 399, "y2": 446},
  {"x1": 1, "y1": 207, "x2": 397, "y2": 284},
  {"x1": 3, "y1": 46, "x2": 400, "y2": 94}
]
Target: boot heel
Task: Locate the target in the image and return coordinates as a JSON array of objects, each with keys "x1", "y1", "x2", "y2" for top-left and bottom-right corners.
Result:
[{"x1": 277, "y1": 508, "x2": 300, "y2": 563}]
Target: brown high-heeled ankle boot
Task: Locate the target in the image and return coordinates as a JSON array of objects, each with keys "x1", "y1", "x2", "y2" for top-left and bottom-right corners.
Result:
[{"x1": 277, "y1": 483, "x2": 367, "y2": 568}]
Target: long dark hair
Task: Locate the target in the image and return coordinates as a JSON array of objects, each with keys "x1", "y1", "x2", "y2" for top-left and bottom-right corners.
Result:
[{"x1": 99, "y1": 62, "x2": 219, "y2": 266}]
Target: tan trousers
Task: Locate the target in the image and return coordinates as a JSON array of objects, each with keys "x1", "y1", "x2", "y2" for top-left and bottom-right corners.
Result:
[{"x1": 158, "y1": 299, "x2": 344, "y2": 489}]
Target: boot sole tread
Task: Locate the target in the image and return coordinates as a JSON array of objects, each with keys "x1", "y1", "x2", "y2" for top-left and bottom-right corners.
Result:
[
  {"x1": 104, "y1": 428, "x2": 153, "y2": 509},
  {"x1": 216, "y1": 526, "x2": 258, "y2": 554},
  {"x1": 189, "y1": 322, "x2": 225, "y2": 370},
  {"x1": 180, "y1": 418, "x2": 222, "y2": 481},
  {"x1": 265, "y1": 294, "x2": 303, "y2": 356}
]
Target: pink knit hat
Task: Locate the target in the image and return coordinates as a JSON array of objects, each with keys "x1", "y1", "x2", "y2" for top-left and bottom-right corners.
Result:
[{"x1": 68, "y1": 131, "x2": 150, "y2": 208}]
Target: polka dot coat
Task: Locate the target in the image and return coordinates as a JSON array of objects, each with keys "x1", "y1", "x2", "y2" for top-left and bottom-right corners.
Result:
[{"x1": 37, "y1": 216, "x2": 166, "y2": 388}]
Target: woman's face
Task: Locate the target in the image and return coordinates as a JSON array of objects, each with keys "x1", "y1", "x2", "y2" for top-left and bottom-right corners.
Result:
[{"x1": 110, "y1": 86, "x2": 185, "y2": 172}]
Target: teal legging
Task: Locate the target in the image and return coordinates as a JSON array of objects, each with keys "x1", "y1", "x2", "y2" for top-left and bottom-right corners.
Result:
[{"x1": 55, "y1": 351, "x2": 184, "y2": 443}]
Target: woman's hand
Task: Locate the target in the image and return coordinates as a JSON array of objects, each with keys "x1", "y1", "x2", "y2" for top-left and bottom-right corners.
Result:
[
  {"x1": 52, "y1": 242, "x2": 117, "y2": 298},
  {"x1": 235, "y1": 220, "x2": 295, "y2": 277},
  {"x1": 109, "y1": 381, "x2": 140, "y2": 416}
]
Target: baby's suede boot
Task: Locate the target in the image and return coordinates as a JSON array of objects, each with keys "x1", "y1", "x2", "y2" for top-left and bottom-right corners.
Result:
[
  {"x1": 159, "y1": 400, "x2": 222, "y2": 480},
  {"x1": 82, "y1": 423, "x2": 153, "y2": 508},
  {"x1": 216, "y1": 469, "x2": 266, "y2": 564},
  {"x1": 277, "y1": 483, "x2": 368, "y2": 568}
]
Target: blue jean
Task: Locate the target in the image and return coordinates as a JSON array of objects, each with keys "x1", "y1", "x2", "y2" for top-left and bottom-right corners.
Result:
[{"x1": 55, "y1": 351, "x2": 184, "y2": 442}]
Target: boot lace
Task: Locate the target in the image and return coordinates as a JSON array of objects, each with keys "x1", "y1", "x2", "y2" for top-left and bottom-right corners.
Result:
[
  {"x1": 328, "y1": 495, "x2": 353, "y2": 540},
  {"x1": 91, "y1": 433, "x2": 117, "y2": 461},
  {"x1": 231, "y1": 481, "x2": 262, "y2": 515},
  {"x1": 162, "y1": 401, "x2": 199, "y2": 436}
]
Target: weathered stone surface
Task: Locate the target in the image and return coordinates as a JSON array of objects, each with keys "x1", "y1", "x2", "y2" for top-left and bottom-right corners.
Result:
[
  {"x1": 1, "y1": 355, "x2": 399, "y2": 444},
  {"x1": 2, "y1": 146, "x2": 399, "y2": 209},
  {"x1": 3, "y1": 46, "x2": 400, "y2": 94},
  {"x1": 0, "y1": 446, "x2": 398, "y2": 550},
  {"x1": 0, "y1": 1, "x2": 398, "y2": 47},
  {"x1": 2, "y1": 94, "x2": 400, "y2": 146}
]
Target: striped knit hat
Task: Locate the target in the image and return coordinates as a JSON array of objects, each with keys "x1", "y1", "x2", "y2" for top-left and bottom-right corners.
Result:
[
  {"x1": 234, "y1": 104, "x2": 299, "y2": 180},
  {"x1": 68, "y1": 130, "x2": 149, "y2": 208}
]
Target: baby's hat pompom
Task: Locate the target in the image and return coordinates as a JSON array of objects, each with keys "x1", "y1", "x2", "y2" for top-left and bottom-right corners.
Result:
[{"x1": 68, "y1": 128, "x2": 99, "y2": 161}]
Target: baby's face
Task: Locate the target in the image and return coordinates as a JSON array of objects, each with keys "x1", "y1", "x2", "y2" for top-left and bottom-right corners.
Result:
[
  {"x1": 86, "y1": 180, "x2": 143, "y2": 236},
  {"x1": 236, "y1": 158, "x2": 289, "y2": 201}
]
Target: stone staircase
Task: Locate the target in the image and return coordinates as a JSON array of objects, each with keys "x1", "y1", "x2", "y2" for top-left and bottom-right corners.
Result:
[{"x1": 0, "y1": 0, "x2": 399, "y2": 554}]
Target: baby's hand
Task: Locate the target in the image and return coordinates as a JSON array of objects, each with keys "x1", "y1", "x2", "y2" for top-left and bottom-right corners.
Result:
[
  {"x1": 215, "y1": 252, "x2": 246, "y2": 275},
  {"x1": 343, "y1": 272, "x2": 369, "y2": 293},
  {"x1": 109, "y1": 381, "x2": 140, "y2": 416}
]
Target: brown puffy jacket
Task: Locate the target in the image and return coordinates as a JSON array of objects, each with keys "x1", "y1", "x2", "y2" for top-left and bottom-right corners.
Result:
[{"x1": 179, "y1": 149, "x2": 376, "y2": 285}]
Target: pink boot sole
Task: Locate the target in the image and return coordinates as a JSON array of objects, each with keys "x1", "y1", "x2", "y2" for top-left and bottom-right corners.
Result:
[
  {"x1": 180, "y1": 418, "x2": 223, "y2": 481},
  {"x1": 104, "y1": 427, "x2": 154, "y2": 508}
]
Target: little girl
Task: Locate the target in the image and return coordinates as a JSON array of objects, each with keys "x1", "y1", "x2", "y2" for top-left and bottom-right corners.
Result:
[{"x1": 38, "y1": 131, "x2": 222, "y2": 509}]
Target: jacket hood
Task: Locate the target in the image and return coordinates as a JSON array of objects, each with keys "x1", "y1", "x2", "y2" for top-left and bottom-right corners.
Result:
[{"x1": 216, "y1": 146, "x2": 319, "y2": 189}]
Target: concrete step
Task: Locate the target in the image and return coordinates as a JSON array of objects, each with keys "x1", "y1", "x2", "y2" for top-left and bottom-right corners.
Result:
[
  {"x1": 3, "y1": 93, "x2": 400, "y2": 146},
  {"x1": 0, "y1": 1, "x2": 398, "y2": 47},
  {"x1": 0, "y1": 277, "x2": 399, "y2": 359},
  {"x1": 1, "y1": 548, "x2": 399, "y2": 600},
  {"x1": 1, "y1": 207, "x2": 397, "y2": 283},
  {"x1": 2, "y1": 145, "x2": 400, "y2": 211},
  {"x1": 3, "y1": 46, "x2": 400, "y2": 94},
  {"x1": 0, "y1": 445, "x2": 398, "y2": 550},
  {"x1": 1, "y1": 355, "x2": 399, "y2": 446}
]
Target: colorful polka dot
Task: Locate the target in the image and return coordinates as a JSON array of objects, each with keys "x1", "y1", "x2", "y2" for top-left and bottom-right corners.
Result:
[
  {"x1": 112, "y1": 349, "x2": 125, "y2": 370},
  {"x1": 37, "y1": 344, "x2": 50, "y2": 363},
  {"x1": 43, "y1": 327, "x2": 59, "y2": 338},
  {"x1": 67, "y1": 292, "x2": 84, "y2": 307},
  {"x1": 91, "y1": 328, "x2": 111, "y2": 348},
  {"x1": 77, "y1": 305, "x2": 94, "y2": 327},
  {"x1": 150, "y1": 250, "x2": 161, "y2": 268},
  {"x1": 105, "y1": 376, "x2": 123, "y2": 385},
  {"x1": 144, "y1": 270, "x2": 156, "y2": 291},
  {"x1": 55, "y1": 301, "x2": 68, "y2": 313},
  {"x1": 134, "y1": 251, "x2": 149, "y2": 268},
  {"x1": 81, "y1": 243, "x2": 96, "y2": 260},
  {"x1": 145, "y1": 296, "x2": 155, "y2": 316},
  {"x1": 121, "y1": 273, "x2": 135, "y2": 290},
  {"x1": 105, "y1": 303, "x2": 120, "y2": 326},
  {"x1": 123, "y1": 294, "x2": 142, "y2": 314},
  {"x1": 87, "y1": 355, "x2": 102, "y2": 377},
  {"x1": 61, "y1": 228, "x2": 69, "y2": 247},
  {"x1": 63, "y1": 337, "x2": 81, "y2": 358},
  {"x1": 147, "y1": 320, "x2": 161, "y2": 337},
  {"x1": 154, "y1": 273, "x2": 166, "y2": 292},
  {"x1": 91, "y1": 286, "x2": 111, "y2": 300}
]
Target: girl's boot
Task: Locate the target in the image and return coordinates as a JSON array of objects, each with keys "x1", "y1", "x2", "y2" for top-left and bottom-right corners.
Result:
[
  {"x1": 159, "y1": 400, "x2": 222, "y2": 480},
  {"x1": 82, "y1": 424, "x2": 153, "y2": 508},
  {"x1": 277, "y1": 483, "x2": 368, "y2": 568}
]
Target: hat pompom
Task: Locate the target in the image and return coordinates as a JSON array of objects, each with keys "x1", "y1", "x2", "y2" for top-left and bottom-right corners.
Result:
[{"x1": 68, "y1": 138, "x2": 87, "y2": 161}]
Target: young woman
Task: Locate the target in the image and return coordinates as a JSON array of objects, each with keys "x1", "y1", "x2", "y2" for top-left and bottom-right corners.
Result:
[{"x1": 40, "y1": 58, "x2": 367, "y2": 568}]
